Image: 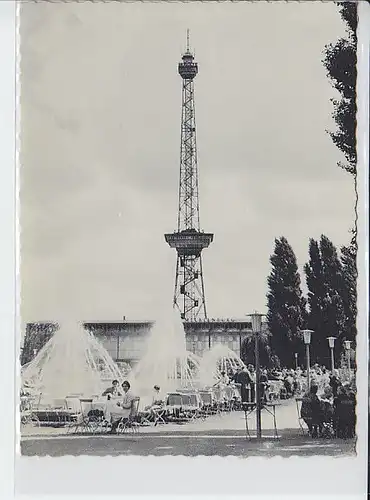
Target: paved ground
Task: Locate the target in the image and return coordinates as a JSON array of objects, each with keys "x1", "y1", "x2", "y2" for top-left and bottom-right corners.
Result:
[
  {"x1": 20, "y1": 401, "x2": 356, "y2": 457},
  {"x1": 21, "y1": 432, "x2": 356, "y2": 457}
]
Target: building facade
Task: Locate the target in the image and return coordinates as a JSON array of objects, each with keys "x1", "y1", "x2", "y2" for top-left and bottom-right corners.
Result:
[{"x1": 21, "y1": 319, "x2": 260, "y2": 366}]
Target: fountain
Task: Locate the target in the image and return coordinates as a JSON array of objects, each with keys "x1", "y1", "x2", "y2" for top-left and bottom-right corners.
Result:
[
  {"x1": 198, "y1": 344, "x2": 246, "y2": 387},
  {"x1": 21, "y1": 321, "x2": 124, "y2": 404},
  {"x1": 130, "y1": 308, "x2": 200, "y2": 405}
]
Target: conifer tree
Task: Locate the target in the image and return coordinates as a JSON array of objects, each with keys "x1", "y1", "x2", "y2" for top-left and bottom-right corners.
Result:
[
  {"x1": 304, "y1": 239, "x2": 325, "y2": 363},
  {"x1": 323, "y1": 2, "x2": 358, "y2": 248},
  {"x1": 304, "y1": 236, "x2": 346, "y2": 365},
  {"x1": 340, "y1": 244, "x2": 357, "y2": 343},
  {"x1": 322, "y1": 2, "x2": 357, "y2": 175},
  {"x1": 266, "y1": 237, "x2": 306, "y2": 368}
]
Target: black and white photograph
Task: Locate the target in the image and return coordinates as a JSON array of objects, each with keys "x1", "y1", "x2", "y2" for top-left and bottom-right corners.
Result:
[{"x1": 16, "y1": 0, "x2": 367, "y2": 477}]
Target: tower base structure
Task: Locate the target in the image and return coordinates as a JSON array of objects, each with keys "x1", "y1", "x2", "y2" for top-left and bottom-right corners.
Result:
[{"x1": 165, "y1": 229, "x2": 213, "y2": 320}]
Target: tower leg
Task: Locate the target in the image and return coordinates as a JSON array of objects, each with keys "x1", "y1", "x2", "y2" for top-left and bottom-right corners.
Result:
[{"x1": 199, "y1": 255, "x2": 207, "y2": 319}]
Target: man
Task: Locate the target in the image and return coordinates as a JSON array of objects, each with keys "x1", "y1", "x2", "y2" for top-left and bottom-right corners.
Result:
[
  {"x1": 108, "y1": 380, "x2": 135, "y2": 434},
  {"x1": 248, "y1": 365, "x2": 256, "y2": 402},
  {"x1": 102, "y1": 379, "x2": 122, "y2": 399},
  {"x1": 300, "y1": 384, "x2": 323, "y2": 438},
  {"x1": 334, "y1": 383, "x2": 356, "y2": 438},
  {"x1": 238, "y1": 366, "x2": 253, "y2": 403},
  {"x1": 329, "y1": 370, "x2": 341, "y2": 398},
  {"x1": 260, "y1": 368, "x2": 269, "y2": 403}
]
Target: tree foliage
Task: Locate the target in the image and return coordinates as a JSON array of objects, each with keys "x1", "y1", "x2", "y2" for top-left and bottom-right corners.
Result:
[
  {"x1": 304, "y1": 236, "x2": 348, "y2": 365},
  {"x1": 240, "y1": 329, "x2": 274, "y2": 368},
  {"x1": 21, "y1": 323, "x2": 57, "y2": 365},
  {"x1": 340, "y1": 244, "x2": 357, "y2": 343},
  {"x1": 322, "y1": 2, "x2": 358, "y2": 252},
  {"x1": 322, "y1": 2, "x2": 357, "y2": 175},
  {"x1": 266, "y1": 237, "x2": 307, "y2": 368}
]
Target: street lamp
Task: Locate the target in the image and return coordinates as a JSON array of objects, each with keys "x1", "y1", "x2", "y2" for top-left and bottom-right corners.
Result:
[
  {"x1": 301, "y1": 330, "x2": 313, "y2": 390},
  {"x1": 249, "y1": 312, "x2": 264, "y2": 439},
  {"x1": 327, "y1": 337, "x2": 336, "y2": 372},
  {"x1": 344, "y1": 340, "x2": 352, "y2": 377}
]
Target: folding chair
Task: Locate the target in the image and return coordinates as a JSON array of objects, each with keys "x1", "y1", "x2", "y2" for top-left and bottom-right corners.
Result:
[
  {"x1": 20, "y1": 394, "x2": 41, "y2": 428},
  {"x1": 139, "y1": 410, "x2": 153, "y2": 426},
  {"x1": 117, "y1": 397, "x2": 141, "y2": 434},
  {"x1": 152, "y1": 407, "x2": 167, "y2": 426},
  {"x1": 67, "y1": 398, "x2": 95, "y2": 434}
]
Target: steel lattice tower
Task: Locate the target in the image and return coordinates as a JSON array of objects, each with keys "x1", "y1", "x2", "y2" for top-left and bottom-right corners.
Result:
[{"x1": 165, "y1": 32, "x2": 213, "y2": 321}]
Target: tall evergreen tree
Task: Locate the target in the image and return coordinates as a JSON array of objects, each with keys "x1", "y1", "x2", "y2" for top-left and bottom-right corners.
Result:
[
  {"x1": 340, "y1": 244, "x2": 357, "y2": 343},
  {"x1": 304, "y1": 235, "x2": 346, "y2": 365},
  {"x1": 322, "y1": 2, "x2": 357, "y2": 248},
  {"x1": 322, "y1": 2, "x2": 358, "y2": 367},
  {"x1": 304, "y1": 239, "x2": 326, "y2": 363},
  {"x1": 266, "y1": 237, "x2": 306, "y2": 368}
]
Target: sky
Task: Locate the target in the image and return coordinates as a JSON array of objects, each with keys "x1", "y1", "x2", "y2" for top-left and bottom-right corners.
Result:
[{"x1": 20, "y1": 1, "x2": 354, "y2": 324}]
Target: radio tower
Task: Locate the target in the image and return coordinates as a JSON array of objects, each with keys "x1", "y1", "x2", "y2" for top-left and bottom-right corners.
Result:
[{"x1": 165, "y1": 31, "x2": 213, "y2": 321}]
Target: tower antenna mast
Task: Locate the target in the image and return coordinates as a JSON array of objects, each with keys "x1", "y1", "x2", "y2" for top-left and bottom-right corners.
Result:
[{"x1": 165, "y1": 33, "x2": 213, "y2": 321}]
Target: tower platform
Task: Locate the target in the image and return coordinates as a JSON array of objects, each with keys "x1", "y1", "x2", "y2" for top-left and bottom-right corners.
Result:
[{"x1": 165, "y1": 229, "x2": 213, "y2": 256}]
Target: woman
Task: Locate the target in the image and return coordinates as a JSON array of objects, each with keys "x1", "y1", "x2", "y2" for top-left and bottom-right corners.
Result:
[{"x1": 108, "y1": 380, "x2": 135, "y2": 434}]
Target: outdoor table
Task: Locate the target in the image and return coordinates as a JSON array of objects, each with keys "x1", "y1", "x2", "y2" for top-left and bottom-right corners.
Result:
[
  {"x1": 243, "y1": 401, "x2": 280, "y2": 439},
  {"x1": 91, "y1": 400, "x2": 109, "y2": 411}
]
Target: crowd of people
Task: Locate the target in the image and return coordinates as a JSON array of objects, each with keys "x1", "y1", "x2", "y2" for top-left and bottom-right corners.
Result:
[
  {"x1": 218, "y1": 363, "x2": 356, "y2": 439},
  {"x1": 86, "y1": 362, "x2": 356, "y2": 438},
  {"x1": 300, "y1": 376, "x2": 356, "y2": 439}
]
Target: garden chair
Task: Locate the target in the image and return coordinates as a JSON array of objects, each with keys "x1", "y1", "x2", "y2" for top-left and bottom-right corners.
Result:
[{"x1": 117, "y1": 397, "x2": 141, "y2": 434}]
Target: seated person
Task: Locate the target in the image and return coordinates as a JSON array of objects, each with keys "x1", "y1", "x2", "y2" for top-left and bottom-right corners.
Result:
[
  {"x1": 319, "y1": 388, "x2": 334, "y2": 425},
  {"x1": 102, "y1": 379, "x2": 122, "y2": 400},
  {"x1": 141, "y1": 385, "x2": 166, "y2": 422},
  {"x1": 108, "y1": 380, "x2": 135, "y2": 434},
  {"x1": 300, "y1": 384, "x2": 323, "y2": 438},
  {"x1": 152, "y1": 385, "x2": 164, "y2": 406},
  {"x1": 333, "y1": 383, "x2": 356, "y2": 439}
]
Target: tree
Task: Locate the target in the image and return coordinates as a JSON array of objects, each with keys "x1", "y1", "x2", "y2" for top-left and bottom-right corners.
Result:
[
  {"x1": 21, "y1": 322, "x2": 57, "y2": 365},
  {"x1": 340, "y1": 244, "x2": 357, "y2": 343},
  {"x1": 241, "y1": 329, "x2": 274, "y2": 368},
  {"x1": 304, "y1": 239, "x2": 326, "y2": 363},
  {"x1": 266, "y1": 237, "x2": 307, "y2": 368},
  {"x1": 322, "y1": 2, "x2": 358, "y2": 247},
  {"x1": 304, "y1": 236, "x2": 346, "y2": 365}
]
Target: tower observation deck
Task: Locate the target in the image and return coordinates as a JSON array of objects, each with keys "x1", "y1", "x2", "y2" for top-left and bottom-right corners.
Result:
[{"x1": 165, "y1": 31, "x2": 213, "y2": 321}]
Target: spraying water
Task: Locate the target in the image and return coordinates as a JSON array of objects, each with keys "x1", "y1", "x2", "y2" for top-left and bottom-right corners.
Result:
[
  {"x1": 130, "y1": 308, "x2": 200, "y2": 404},
  {"x1": 21, "y1": 321, "x2": 123, "y2": 404},
  {"x1": 198, "y1": 344, "x2": 245, "y2": 387}
]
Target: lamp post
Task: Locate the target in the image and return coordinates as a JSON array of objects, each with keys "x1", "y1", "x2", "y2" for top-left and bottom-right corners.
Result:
[
  {"x1": 294, "y1": 352, "x2": 298, "y2": 370},
  {"x1": 302, "y1": 330, "x2": 313, "y2": 390},
  {"x1": 250, "y1": 312, "x2": 264, "y2": 439},
  {"x1": 327, "y1": 337, "x2": 336, "y2": 372},
  {"x1": 344, "y1": 340, "x2": 351, "y2": 378}
]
